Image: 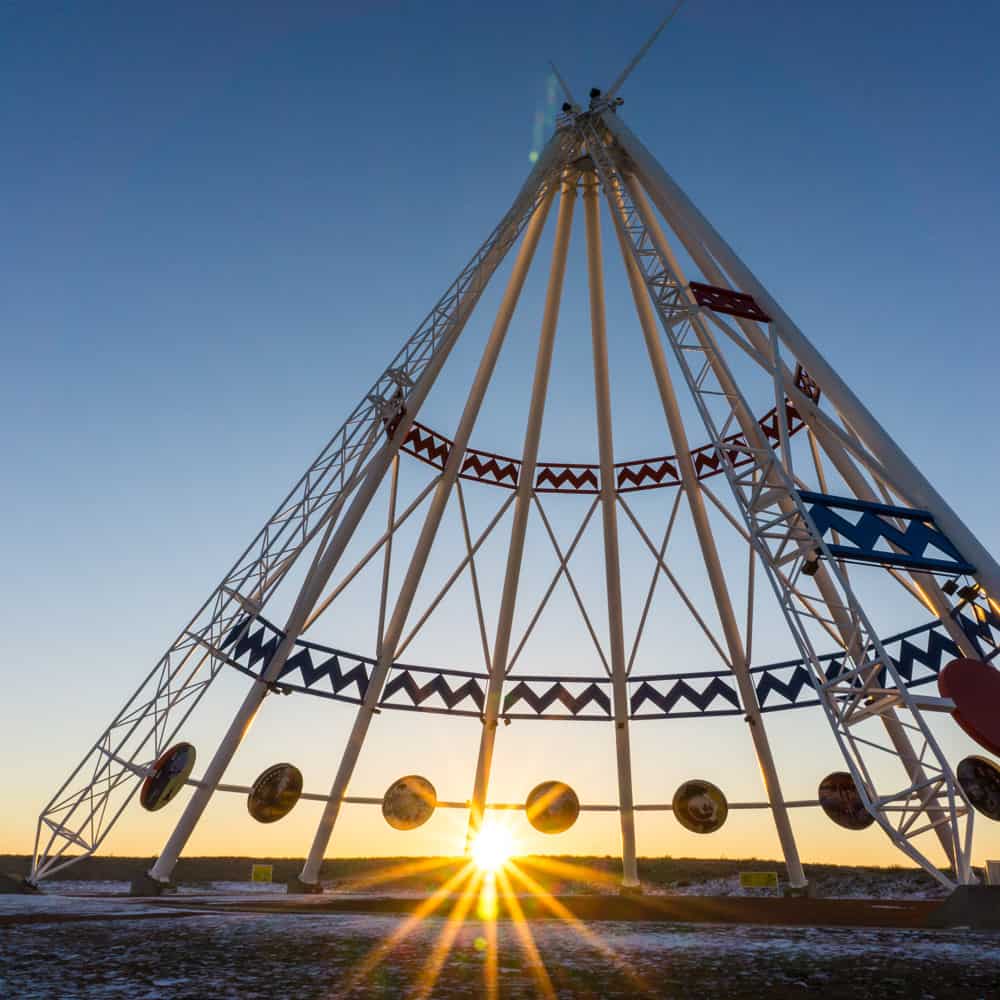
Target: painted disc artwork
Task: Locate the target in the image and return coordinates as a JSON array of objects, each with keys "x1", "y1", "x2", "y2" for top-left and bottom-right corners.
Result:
[
  {"x1": 938, "y1": 658, "x2": 1000, "y2": 756},
  {"x1": 140, "y1": 742, "x2": 196, "y2": 812},
  {"x1": 957, "y1": 756, "x2": 1000, "y2": 821},
  {"x1": 248, "y1": 763, "x2": 303, "y2": 823},
  {"x1": 382, "y1": 775, "x2": 437, "y2": 830},
  {"x1": 818, "y1": 771, "x2": 874, "y2": 830},
  {"x1": 525, "y1": 781, "x2": 580, "y2": 834},
  {"x1": 672, "y1": 779, "x2": 728, "y2": 834}
]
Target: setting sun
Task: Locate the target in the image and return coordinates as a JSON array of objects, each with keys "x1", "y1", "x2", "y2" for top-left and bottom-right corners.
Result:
[{"x1": 470, "y1": 821, "x2": 516, "y2": 874}]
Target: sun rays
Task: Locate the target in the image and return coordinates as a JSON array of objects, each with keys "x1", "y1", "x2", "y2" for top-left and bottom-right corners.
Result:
[
  {"x1": 344, "y1": 846, "x2": 640, "y2": 998},
  {"x1": 470, "y1": 819, "x2": 516, "y2": 874}
]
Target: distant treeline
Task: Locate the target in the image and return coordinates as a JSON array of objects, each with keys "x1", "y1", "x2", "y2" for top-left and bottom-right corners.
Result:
[{"x1": 1, "y1": 854, "x2": 943, "y2": 894}]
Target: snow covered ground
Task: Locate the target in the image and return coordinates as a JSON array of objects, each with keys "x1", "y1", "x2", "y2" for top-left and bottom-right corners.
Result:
[
  {"x1": 1, "y1": 885, "x2": 998, "y2": 998},
  {"x1": 644, "y1": 872, "x2": 949, "y2": 899},
  {"x1": 12, "y1": 868, "x2": 954, "y2": 901}
]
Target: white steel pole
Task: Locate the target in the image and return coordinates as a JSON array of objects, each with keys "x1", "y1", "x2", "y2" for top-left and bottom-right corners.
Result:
[
  {"x1": 149, "y1": 319, "x2": 462, "y2": 885},
  {"x1": 626, "y1": 173, "x2": 965, "y2": 866},
  {"x1": 609, "y1": 185, "x2": 808, "y2": 889},
  {"x1": 466, "y1": 172, "x2": 579, "y2": 842},
  {"x1": 624, "y1": 173, "x2": 962, "y2": 869},
  {"x1": 604, "y1": 112, "x2": 1000, "y2": 603},
  {"x1": 622, "y1": 173, "x2": 972, "y2": 656},
  {"x1": 582, "y1": 169, "x2": 640, "y2": 889},
  {"x1": 375, "y1": 455, "x2": 400, "y2": 660},
  {"x1": 148, "y1": 183, "x2": 559, "y2": 889},
  {"x1": 297, "y1": 183, "x2": 558, "y2": 888}
]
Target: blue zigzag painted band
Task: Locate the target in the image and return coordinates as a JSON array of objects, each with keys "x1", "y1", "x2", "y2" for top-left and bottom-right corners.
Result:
[
  {"x1": 798, "y1": 490, "x2": 975, "y2": 575},
  {"x1": 216, "y1": 609, "x2": 996, "y2": 721}
]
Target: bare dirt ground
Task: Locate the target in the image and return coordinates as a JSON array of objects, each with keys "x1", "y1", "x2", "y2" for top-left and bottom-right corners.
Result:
[
  {"x1": 2, "y1": 902, "x2": 1000, "y2": 999},
  {"x1": 2, "y1": 858, "x2": 999, "y2": 1000}
]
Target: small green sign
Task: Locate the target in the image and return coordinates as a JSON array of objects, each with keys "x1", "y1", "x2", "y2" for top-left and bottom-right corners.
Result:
[
  {"x1": 739, "y1": 871, "x2": 779, "y2": 892},
  {"x1": 250, "y1": 863, "x2": 273, "y2": 883}
]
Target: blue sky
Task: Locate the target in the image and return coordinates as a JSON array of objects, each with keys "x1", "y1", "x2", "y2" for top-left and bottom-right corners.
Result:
[{"x1": 3, "y1": 1, "x2": 1000, "y2": 867}]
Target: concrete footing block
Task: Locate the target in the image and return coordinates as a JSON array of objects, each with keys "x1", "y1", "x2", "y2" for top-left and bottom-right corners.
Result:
[
  {"x1": 0, "y1": 873, "x2": 39, "y2": 895},
  {"x1": 286, "y1": 876, "x2": 324, "y2": 895},
  {"x1": 926, "y1": 886, "x2": 1000, "y2": 929},
  {"x1": 783, "y1": 883, "x2": 815, "y2": 899},
  {"x1": 129, "y1": 871, "x2": 174, "y2": 897}
]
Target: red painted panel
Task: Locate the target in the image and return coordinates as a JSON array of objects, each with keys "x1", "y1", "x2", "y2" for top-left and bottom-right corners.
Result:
[
  {"x1": 938, "y1": 657, "x2": 1000, "y2": 756},
  {"x1": 689, "y1": 281, "x2": 772, "y2": 323}
]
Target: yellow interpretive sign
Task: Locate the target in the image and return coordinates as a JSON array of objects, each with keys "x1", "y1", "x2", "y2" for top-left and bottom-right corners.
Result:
[
  {"x1": 739, "y1": 871, "x2": 779, "y2": 892},
  {"x1": 250, "y1": 864, "x2": 274, "y2": 883}
]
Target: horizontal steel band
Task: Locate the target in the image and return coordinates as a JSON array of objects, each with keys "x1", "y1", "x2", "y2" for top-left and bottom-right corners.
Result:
[
  {"x1": 218, "y1": 607, "x2": 997, "y2": 721},
  {"x1": 400, "y1": 365, "x2": 820, "y2": 494}
]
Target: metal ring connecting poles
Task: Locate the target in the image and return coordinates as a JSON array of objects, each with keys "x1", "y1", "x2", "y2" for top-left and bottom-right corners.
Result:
[
  {"x1": 296, "y1": 179, "x2": 561, "y2": 889},
  {"x1": 466, "y1": 169, "x2": 579, "y2": 848}
]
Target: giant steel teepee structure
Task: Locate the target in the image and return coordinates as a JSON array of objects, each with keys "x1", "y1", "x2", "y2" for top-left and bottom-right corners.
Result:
[{"x1": 29, "y1": 17, "x2": 1000, "y2": 895}]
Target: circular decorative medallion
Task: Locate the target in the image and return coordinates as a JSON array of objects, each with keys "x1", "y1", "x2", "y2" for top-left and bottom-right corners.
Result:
[
  {"x1": 525, "y1": 781, "x2": 580, "y2": 834},
  {"x1": 382, "y1": 775, "x2": 437, "y2": 830},
  {"x1": 938, "y1": 658, "x2": 1000, "y2": 756},
  {"x1": 140, "y1": 743, "x2": 196, "y2": 812},
  {"x1": 248, "y1": 763, "x2": 303, "y2": 823},
  {"x1": 956, "y1": 755, "x2": 1000, "y2": 821},
  {"x1": 672, "y1": 779, "x2": 728, "y2": 834},
  {"x1": 818, "y1": 771, "x2": 874, "y2": 830}
]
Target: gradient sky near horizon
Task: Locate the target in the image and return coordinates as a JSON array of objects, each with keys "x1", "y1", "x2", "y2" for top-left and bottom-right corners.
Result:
[{"x1": 3, "y1": 1, "x2": 1000, "y2": 873}]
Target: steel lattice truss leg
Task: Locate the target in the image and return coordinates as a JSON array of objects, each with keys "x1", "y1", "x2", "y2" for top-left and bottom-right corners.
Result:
[
  {"x1": 29, "y1": 128, "x2": 579, "y2": 884},
  {"x1": 581, "y1": 111, "x2": 975, "y2": 887}
]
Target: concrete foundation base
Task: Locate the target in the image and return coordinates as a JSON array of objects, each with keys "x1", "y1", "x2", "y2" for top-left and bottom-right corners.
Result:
[
  {"x1": 286, "y1": 876, "x2": 324, "y2": 895},
  {"x1": 783, "y1": 883, "x2": 814, "y2": 898},
  {"x1": 926, "y1": 885, "x2": 1000, "y2": 929},
  {"x1": 129, "y1": 872, "x2": 175, "y2": 897},
  {"x1": 0, "y1": 874, "x2": 39, "y2": 895}
]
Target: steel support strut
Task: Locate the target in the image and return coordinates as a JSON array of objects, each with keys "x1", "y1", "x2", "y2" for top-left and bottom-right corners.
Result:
[
  {"x1": 620, "y1": 154, "x2": 966, "y2": 872},
  {"x1": 466, "y1": 171, "x2": 579, "y2": 847},
  {"x1": 31, "y1": 127, "x2": 576, "y2": 886},
  {"x1": 620, "y1": 173, "x2": 973, "y2": 659},
  {"x1": 150, "y1": 180, "x2": 558, "y2": 886},
  {"x1": 582, "y1": 169, "x2": 640, "y2": 888},
  {"x1": 582, "y1": 111, "x2": 973, "y2": 886},
  {"x1": 621, "y1": 175, "x2": 960, "y2": 870},
  {"x1": 623, "y1": 175, "x2": 975, "y2": 864},
  {"x1": 608, "y1": 178, "x2": 807, "y2": 889},
  {"x1": 296, "y1": 177, "x2": 562, "y2": 888},
  {"x1": 602, "y1": 111, "x2": 1000, "y2": 607}
]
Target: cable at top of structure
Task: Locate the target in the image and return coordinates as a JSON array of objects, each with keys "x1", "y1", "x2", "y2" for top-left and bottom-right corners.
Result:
[
  {"x1": 605, "y1": 0, "x2": 689, "y2": 100},
  {"x1": 549, "y1": 60, "x2": 578, "y2": 110}
]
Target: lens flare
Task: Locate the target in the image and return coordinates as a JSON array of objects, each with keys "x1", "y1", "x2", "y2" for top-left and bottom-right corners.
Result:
[{"x1": 471, "y1": 820, "x2": 515, "y2": 873}]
